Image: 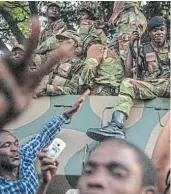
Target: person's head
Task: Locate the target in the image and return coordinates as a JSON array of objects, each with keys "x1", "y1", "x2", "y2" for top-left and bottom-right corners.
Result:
[
  {"x1": 79, "y1": 8, "x2": 93, "y2": 22},
  {"x1": 47, "y1": 3, "x2": 60, "y2": 21},
  {"x1": 0, "y1": 130, "x2": 20, "y2": 172},
  {"x1": 78, "y1": 139, "x2": 158, "y2": 194},
  {"x1": 11, "y1": 44, "x2": 25, "y2": 67},
  {"x1": 56, "y1": 30, "x2": 80, "y2": 58},
  {"x1": 148, "y1": 16, "x2": 167, "y2": 46}
]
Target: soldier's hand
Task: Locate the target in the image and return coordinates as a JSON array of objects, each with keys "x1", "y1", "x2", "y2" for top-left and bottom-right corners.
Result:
[
  {"x1": 94, "y1": 20, "x2": 106, "y2": 29},
  {"x1": 87, "y1": 44, "x2": 104, "y2": 65},
  {"x1": 38, "y1": 148, "x2": 59, "y2": 184},
  {"x1": 130, "y1": 31, "x2": 140, "y2": 45}
]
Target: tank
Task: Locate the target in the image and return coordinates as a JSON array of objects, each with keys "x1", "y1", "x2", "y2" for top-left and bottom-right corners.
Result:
[{"x1": 4, "y1": 95, "x2": 170, "y2": 194}]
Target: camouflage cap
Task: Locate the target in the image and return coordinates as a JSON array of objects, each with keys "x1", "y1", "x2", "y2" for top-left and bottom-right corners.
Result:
[
  {"x1": 11, "y1": 44, "x2": 25, "y2": 52},
  {"x1": 47, "y1": 3, "x2": 60, "y2": 11},
  {"x1": 56, "y1": 30, "x2": 80, "y2": 47},
  {"x1": 79, "y1": 7, "x2": 94, "y2": 20},
  {"x1": 148, "y1": 16, "x2": 166, "y2": 31}
]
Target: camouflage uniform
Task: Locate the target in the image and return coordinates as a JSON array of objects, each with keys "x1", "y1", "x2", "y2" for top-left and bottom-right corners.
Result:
[
  {"x1": 115, "y1": 41, "x2": 170, "y2": 116},
  {"x1": 37, "y1": 20, "x2": 67, "y2": 54},
  {"x1": 80, "y1": 20, "x2": 108, "y2": 47},
  {"x1": 79, "y1": 49, "x2": 124, "y2": 95},
  {"x1": 79, "y1": 21, "x2": 102, "y2": 56},
  {"x1": 41, "y1": 56, "x2": 85, "y2": 95},
  {"x1": 109, "y1": 1, "x2": 147, "y2": 61},
  {"x1": 37, "y1": 30, "x2": 84, "y2": 96},
  {"x1": 79, "y1": 22, "x2": 124, "y2": 95}
]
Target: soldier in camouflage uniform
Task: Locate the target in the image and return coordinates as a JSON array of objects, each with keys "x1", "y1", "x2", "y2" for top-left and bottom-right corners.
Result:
[
  {"x1": 108, "y1": 1, "x2": 147, "y2": 62},
  {"x1": 78, "y1": 9, "x2": 125, "y2": 96},
  {"x1": 37, "y1": 3, "x2": 67, "y2": 54},
  {"x1": 33, "y1": 30, "x2": 85, "y2": 97},
  {"x1": 79, "y1": 44, "x2": 124, "y2": 96},
  {"x1": 10, "y1": 44, "x2": 45, "y2": 73},
  {"x1": 87, "y1": 16, "x2": 170, "y2": 141},
  {"x1": 79, "y1": 8, "x2": 108, "y2": 47}
]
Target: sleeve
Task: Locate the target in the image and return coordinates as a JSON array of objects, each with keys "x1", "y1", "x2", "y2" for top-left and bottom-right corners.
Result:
[
  {"x1": 79, "y1": 58, "x2": 98, "y2": 87},
  {"x1": 52, "y1": 59, "x2": 85, "y2": 95},
  {"x1": 20, "y1": 113, "x2": 68, "y2": 160},
  {"x1": 61, "y1": 60, "x2": 85, "y2": 95}
]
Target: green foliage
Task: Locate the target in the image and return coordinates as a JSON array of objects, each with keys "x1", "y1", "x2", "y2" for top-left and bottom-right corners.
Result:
[{"x1": 0, "y1": 1, "x2": 170, "y2": 44}]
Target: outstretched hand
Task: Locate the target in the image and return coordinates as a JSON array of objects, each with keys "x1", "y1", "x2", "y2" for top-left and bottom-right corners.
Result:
[
  {"x1": 65, "y1": 89, "x2": 90, "y2": 118},
  {"x1": 0, "y1": 16, "x2": 62, "y2": 127}
]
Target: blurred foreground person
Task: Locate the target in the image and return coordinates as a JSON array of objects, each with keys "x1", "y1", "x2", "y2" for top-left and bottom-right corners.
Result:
[
  {"x1": 152, "y1": 114, "x2": 170, "y2": 194},
  {"x1": 0, "y1": 96, "x2": 85, "y2": 194},
  {"x1": 0, "y1": 16, "x2": 76, "y2": 127},
  {"x1": 78, "y1": 139, "x2": 158, "y2": 194}
]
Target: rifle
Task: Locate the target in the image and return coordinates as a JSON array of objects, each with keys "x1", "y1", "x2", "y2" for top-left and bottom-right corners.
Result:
[{"x1": 131, "y1": 24, "x2": 143, "y2": 80}]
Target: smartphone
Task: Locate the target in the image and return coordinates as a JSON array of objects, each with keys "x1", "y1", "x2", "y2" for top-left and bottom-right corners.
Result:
[{"x1": 48, "y1": 138, "x2": 66, "y2": 160}]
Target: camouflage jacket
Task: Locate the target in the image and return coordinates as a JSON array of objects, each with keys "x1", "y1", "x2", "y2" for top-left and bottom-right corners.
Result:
[
  {"x1": 142, "y1": 41, "x2": 170, "y2": 81},
  {"x1": 42, "y1": 56, "x2": 85, "y2": 95},
  {"x1": 79, "y1": 21, "x2": 107, "y2": 56},
  {"x1": 37, "y1": 20, "x2": 67, "y2": 54}
]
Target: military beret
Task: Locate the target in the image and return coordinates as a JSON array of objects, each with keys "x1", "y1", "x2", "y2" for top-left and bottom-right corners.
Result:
[
  {"x1": 47, "y1": 3, "x2": 60, "y2": 11},
  {"x1": 56, "y1": 30, "x2": 80, "y2": 46},
  {"x1": 11, "y1": 44, "x2": 25, "y2": 52},
  {"x1": 148, "y1": 16, "x2": 166, "y2": 31}
]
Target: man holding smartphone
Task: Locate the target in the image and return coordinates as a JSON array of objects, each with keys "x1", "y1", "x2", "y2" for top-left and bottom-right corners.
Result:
[{"x1": 0, "y1": 95, "x2": 86, "y2": 194}]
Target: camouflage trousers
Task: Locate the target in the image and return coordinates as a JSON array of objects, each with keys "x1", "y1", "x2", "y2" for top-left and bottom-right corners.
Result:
[
  {"x1": 91, "y1": 84, "x2": 120, "y2": 96},
  {"x1": 79, "y1": 52, "x2": 124, "y2": 93},
  {"x1": 109, "y1": 6, "x2": 147, "y2": 61},
  {"x1": 115, "y1": 78, "x2": 170, "y2": 116}
]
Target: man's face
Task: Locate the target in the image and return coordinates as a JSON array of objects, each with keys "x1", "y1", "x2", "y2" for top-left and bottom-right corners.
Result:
[
  {"x1": 59, "y1": 38, "x2": 77, "y2": 57},
  {"x1": 78, "y1": 141, "x2": 143, "y2": 194},
  {"x1": 47, "y1": 6, "x2": 60, "y2": 19},
  {"x1": 79, "y1": 11, "x2": 90, "y2": 22},
  {"x1": 0, "y1": 132, "x2": 20, "y2": 170},
  {"x1": 150, "y1": 25, "x2": 167, "y2": 44},
  {"x1": 11, "y1": 48, "x2": 24, "y2": 67}
]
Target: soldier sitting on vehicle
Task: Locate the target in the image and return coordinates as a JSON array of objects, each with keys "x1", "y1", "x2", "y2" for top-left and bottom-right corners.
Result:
[
  {"x1": 33, "y1": 30, "x2": 85, "y2": 98},
  {"x1": 86, "y1": 16, "x2": 170, "y2": 141},
  {"x1": 108, "y1": 1, "x2": 147, "y2": 63},
  {"x1": 10, "y1": 44, "x2": 45, "y2": 73},
  {"x1": 78, "y1": 7, "x2": 108, "y2": 48},
  {"x1": 37, "y1": 3, "x2": 67, "y2": 54},
  {"x1": 78, "y1": 14, "x2": 125, "y2": 96}
]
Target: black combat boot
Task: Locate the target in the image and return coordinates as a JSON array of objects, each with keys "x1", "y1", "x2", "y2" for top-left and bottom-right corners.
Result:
[{"x1": 86, "y1": 110, "x2": 127, "y2": 141}]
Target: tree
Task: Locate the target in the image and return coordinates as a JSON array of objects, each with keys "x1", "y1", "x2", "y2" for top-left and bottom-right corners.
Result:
[{"x1": 0, "y1": 1, "x2": 170, "y2": 52}]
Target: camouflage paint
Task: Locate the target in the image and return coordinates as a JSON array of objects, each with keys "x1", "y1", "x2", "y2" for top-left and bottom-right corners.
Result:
[{"x1": 4, "y1": 95, "x2": 170, "y2": 194}]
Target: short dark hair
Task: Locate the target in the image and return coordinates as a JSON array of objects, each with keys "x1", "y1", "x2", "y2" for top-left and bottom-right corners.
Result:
[
  {"x1": 90, "y1": 138, "x2": 157, "y2": 188},
  {"x1": 0, "y1": 129, "x2": 16, "y2": 140}
]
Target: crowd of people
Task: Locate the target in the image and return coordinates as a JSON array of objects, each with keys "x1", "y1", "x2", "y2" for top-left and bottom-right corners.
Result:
[{"x1": 0, "y1": 1, "x2": 170, "y2": 194}]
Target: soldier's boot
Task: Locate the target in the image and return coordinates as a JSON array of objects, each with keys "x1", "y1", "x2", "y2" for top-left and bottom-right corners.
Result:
[{"x1": 86, "y1": 110, "x2": 126, "y2": 141}]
